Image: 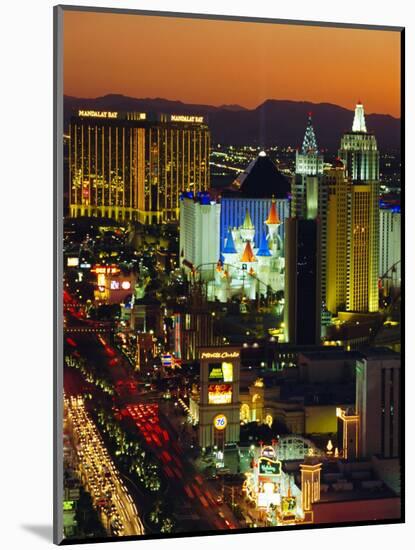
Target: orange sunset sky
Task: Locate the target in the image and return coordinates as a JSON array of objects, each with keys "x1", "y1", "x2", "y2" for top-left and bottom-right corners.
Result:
[{"x1": 63, "y1": 10, "x2": 401, "y2": 117}]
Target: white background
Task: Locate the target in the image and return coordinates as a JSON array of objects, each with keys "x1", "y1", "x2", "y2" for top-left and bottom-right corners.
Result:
[{"x1": 0, "y1": 0, "x2": 412, "y2": 548}]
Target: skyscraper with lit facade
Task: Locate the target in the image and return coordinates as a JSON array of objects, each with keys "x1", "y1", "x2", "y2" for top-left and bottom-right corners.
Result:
[
  {"x1": 69, "y1": 112, "x2": 145, "y2": 221},
  {"x1": 140, "y1": 115, "x2": 210, "y2": 223},
  {"x1": 285, "y1": 115, "x2": 324, "y2": 344},
  {"x1": 291, "y1": 115, "x2": 328, "y2": 316},
  {"x1": 338, "y1": 102, "x2": 380, "y2": 313},
  {"x1": 325, "y1": 160, "x2": 351, "y2": 314},
  {"x1": 291, "y1": 114, "x2": 324, "y2": 219},
  {"x1": 69, "y1": 110, "x2": 210, "y2": 223}
]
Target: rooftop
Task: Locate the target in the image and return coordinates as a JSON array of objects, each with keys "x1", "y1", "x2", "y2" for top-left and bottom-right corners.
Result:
[{"x1": 223, "y1": 152, "x2": 290, "y2": 199}]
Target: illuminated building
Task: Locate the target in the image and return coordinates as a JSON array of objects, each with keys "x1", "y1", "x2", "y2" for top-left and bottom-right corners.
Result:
[
  {"x1": 284, "y1": 218, "x2": 321, "y2": 345},
  {"x1": 229, "y1": 150, "x2": 291, "y2": 199},
  {"x1": 379, "y1": 207, "x2": 401, "y2": 288},
  {"x1": 325, "y1": 160, "x2": 351, "y2": 314},
  {"x1": 338, "y1": 102, "x2": 380, "y2": 313},
  {"x1": 292, "y1": 114, "x2": 327, "y2": 308},
  {"x1": 69, "y1": 110, "x2": 210, "y2": 223},
  {"x1": 336, "y1": 407, "x2": 359, "y2": 460},
  {"x1": 291, "y1": 113, "x2": 324, "y2": 219},
  {"x1": 196, "y1": 347, "x2": 241, "y2": 449},
  {"x1": 355, "y1": 349, "x2": 401, "y2": 458},
  {"x1": 300, "y1": 453, "x2": 322, "y2": 512},
  {"x1": 179, "y1": 192, "x2": 221, "y2": 279},
  {"x1": 220, "y1": 151, "x2": 291, "y2": 249},
  {"x1": 284, "y1": 113, "x2": 327, "y2": 336},
  {"x1": 243, "y1": 442, "x2": 306, "y2": 525},
  {"x1": 220, "y1": 197, "x2": 289, "y2": 253},
  {"x1": 339, "y1": 102, "x2": 379, "y2": 181},
  {"x1": 239, "y1": 379, "x2": 305, "y2": 434},
  {"x1": 207, "y1": 202, "x2": 285, "y2": 302}
]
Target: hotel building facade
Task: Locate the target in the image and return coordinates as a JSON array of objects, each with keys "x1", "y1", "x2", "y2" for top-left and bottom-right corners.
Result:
[
  {"x1": 325, "y1": 161, "x2": 352, "y2": 314},
  {"x1": 338, "y1": 102, "x2": 380, "y2": 313},
  {"x1": 68, "y1": 110, "x2": 210, "y2": 224}
]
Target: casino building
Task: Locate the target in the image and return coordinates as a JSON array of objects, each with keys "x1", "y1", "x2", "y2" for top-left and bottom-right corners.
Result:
[
  {"x1": 68, "y1": 110, "x2": 210, "y2": 223},
  {"x1": 219, "y1": 151, "x2": 291, "y2": 252},
  {"x1": 192, "y1": 347, "x2": 241, "y2": 450}
]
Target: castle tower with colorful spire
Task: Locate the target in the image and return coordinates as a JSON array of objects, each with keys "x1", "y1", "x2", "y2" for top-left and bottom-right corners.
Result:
[
  {"x1": 265, "y1": 199, "x2": 281, "y2": 240},
  {"x1": 240, "y1": 208, "x2": 255, "y2": 242},
  {"x1": 222, "y1": 227, "x2": 238, "y2": 267},
  {"x1": 240, "y1": 240, "x2": 257, "y2": 270},
  {"x1": 257, "y1": 230, "x2": 272, "y2": 291}
]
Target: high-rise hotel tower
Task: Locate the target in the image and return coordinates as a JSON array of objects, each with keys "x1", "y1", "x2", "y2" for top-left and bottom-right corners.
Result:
[
  {"x1": 325, "y1": 159, "x2": 351, "y2": 314},
  {"x1": 285, "y1": 115, "x2": 323, "y2": 345},
  {"x1": 291, "y1": 113, "x2": 324, "y2": 219},
  {"x1": 338, "y1": 102, "x2": 380, "y2": 313},
  {"x1": 69, "y1": 110, "x2": 210, "y2": 223}
]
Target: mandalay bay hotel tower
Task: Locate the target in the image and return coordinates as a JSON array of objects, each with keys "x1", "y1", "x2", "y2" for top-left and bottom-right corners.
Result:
[{"x1": 68, "y1": 110, "x2": 210, "y2": 224}]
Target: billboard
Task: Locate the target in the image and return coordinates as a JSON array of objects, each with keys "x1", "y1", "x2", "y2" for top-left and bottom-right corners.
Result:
[
  {"x1": 208, "y1": 384, "x2": 232, "y2": 404},
  {"x1": 208, "y1": 362, "x2": 233, "y2": 382},
  {"x1": 258, "y1": 457, "x2": 281, "y2": 476}
]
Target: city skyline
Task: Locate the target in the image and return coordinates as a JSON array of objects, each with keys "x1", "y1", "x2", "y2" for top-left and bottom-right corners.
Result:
[
  {"x1": 58, "y1": 7, "x2": 402, "y2": 543},
  {"x1": 63, "y1": 11, "x2": 401, "y2": 117}
]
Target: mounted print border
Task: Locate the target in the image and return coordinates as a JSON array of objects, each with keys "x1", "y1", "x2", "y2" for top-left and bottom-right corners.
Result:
[{"x1": 53, "y1": 5, "x2": 405, "y2": 545}]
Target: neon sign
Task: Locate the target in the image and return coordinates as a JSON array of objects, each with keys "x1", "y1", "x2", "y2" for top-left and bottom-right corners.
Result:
[
  {"x1": 208, "y1": 384, "x2": 232, "y2": 405},
  {"x1": 258, "y1": 457, "x2": 281, "y2": 476},
  {"x1": 213, "y1": 414, "x2": 227, "y2": 431},
  {"x1": 170, "y1": 115, "x2": 204, "y2": 123},
  {"x1": 208, "y1": 362, "x2": 233, "y2": 382},
  {"x1": 201, "y1": 351, "x2": 239, "y2": 359},
  {"x1": 91, "y1": 265, "x2": 121, "y2": 275},
  {"x1": 209, "y1": 366, "x2": 224, "y2": 379},
  {"x1": 78, "y1": 110, "x2": 118, "y2": 119}
]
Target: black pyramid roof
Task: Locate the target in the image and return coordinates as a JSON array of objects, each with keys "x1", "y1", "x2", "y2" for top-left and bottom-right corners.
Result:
[{"x1": 222, "y1": 152, "x2": 291, "y2": 199}]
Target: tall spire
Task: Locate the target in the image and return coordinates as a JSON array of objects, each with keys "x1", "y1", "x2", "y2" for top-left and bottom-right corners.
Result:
[
  {"x1": 223, "y1": 227, "x2": 237, "y2": 254},
  {"x1": 301, "y1": 112, "x2": 318, "y2": 154},
  {"x1": 352, "y1": 101, "x2": 367, "y2": 133},
  {"x1": 265, "y1": 199, "x2": 280, "y2": 226},
  {"x1": 241, "y1": 208, "x2": 254, "y2": 230}
]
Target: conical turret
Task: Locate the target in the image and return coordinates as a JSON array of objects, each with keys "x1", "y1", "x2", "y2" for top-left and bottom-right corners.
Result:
[
  {"x1": 223, "y1": 227, "x2": 237, "y2": 254},
  {"x1": 352, "y1": 101, "x2": 367, "y2": 133},
  {"x1": 240, "y1": 208, "x2": 255, "y2": 242},
  {"x1": 222, "y1": 227, "x2": 238, "y2": 266},
  {"x1": 257, "y1": 230, "x2": 272, "y2": 257},
  {"x1": 265, "y1": 199, "x2": 280, "y2": 239},
  {"x1": 240, "y1": 240, "x2": 256, "y2": 263}
]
